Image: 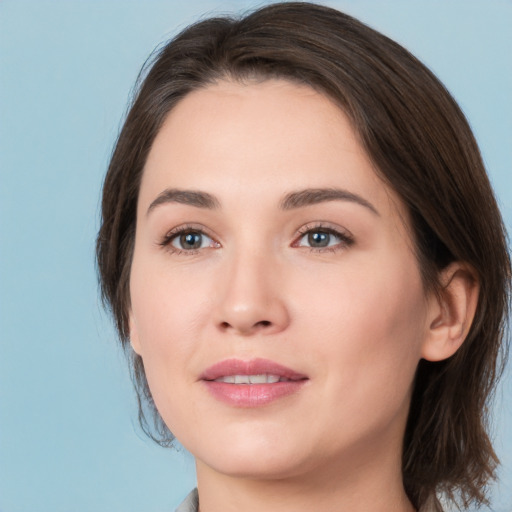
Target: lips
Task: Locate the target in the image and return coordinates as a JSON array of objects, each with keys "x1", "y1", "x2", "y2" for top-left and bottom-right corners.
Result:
[{"x1": 200, "y1": 358, "x2": 308, "y2": 407}]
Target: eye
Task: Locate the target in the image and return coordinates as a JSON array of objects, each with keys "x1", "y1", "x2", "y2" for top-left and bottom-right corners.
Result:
[
  {"x1": 294, "y1": 225, "x2": 354, "y2": 252},
  {"x1": 302, "y1": 231, "x2": 335, "y2": 248},
  {"x1": 159, "y1": 226, "x2": 220, "y2": 254},
  {"x1": 171, "y1": 231, "x2": 212, "y2": 251}
]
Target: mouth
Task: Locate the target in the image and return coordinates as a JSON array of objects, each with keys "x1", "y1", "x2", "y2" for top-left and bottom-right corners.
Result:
[
  {"x1": 212, "y1": 374, "x2": 294, "y2": 384},
  {"x1": 200, "y1": 358, "x2": 308, "y2": 407}
]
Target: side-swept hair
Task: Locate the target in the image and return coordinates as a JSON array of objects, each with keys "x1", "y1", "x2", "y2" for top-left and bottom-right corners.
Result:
[{"x1": 96, "y1": 3, "x2": 511, "y2": 509}]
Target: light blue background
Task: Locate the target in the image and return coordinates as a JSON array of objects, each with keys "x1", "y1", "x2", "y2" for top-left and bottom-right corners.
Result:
[{"x1": 1, "y1": 1, "x2": 511, "y2": 511}]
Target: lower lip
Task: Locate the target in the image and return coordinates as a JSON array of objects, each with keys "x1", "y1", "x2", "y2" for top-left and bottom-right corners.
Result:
[{"x1": 202, "y1": 380, "x2": 307, "y2": 407}]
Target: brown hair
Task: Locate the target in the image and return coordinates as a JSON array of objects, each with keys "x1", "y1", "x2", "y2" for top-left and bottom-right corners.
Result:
[{"x1": 96, "y1": 2, "x2": 511, "y2": 509}]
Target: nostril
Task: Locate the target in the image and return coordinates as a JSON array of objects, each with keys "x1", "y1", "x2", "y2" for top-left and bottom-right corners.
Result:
[{"x1": 219, "y1": 319, "x2": 272, "y2": 331}]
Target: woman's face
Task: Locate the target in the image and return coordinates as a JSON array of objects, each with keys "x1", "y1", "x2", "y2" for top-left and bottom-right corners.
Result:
[{"x1": 129, "y1": 79, "x2": 434, "y2": 481}]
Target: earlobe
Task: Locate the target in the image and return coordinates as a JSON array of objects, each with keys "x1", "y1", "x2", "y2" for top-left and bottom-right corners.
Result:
[
  {"x1": 128, "y1": 312, "x2": 143, "y2": 356},
  {"x1": 421, "y1": 263, "x2": 479, "y2": 362}
]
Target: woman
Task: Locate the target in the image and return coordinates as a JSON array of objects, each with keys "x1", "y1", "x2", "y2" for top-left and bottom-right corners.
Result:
[{"x1": 96, "y1": 3, "x2": 510, "y2": 511}]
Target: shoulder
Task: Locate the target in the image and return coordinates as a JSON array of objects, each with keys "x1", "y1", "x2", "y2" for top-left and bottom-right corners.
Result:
[
  {"x1": 418, "y1": 494, "x2": 445, "y2": 512},
  {"x1": 174, "y1": 488, "x2": 447, "y2": 512},
  {"x1": 175, "y1": 488, "x2": 199, "y2": 512}
]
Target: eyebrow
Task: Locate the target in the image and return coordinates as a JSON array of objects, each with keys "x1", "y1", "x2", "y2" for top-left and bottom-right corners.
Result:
[
  {"x1": 147, "y1": 188, "x2": 220, "y2": 215},
  {"x1": 280, "y1": 188, "x2": 379, "y2": 215},
  {"x1": 147, "y1": 187, "x2": 379, "y2": 216}
]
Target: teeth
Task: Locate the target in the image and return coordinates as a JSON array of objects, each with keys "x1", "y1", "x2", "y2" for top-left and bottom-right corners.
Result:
[
  {"x1": 213, "y1": 374, "x2": 287, "y2": 384},
  {"x1": 248, "y1": 374, "x2": 266, "y2": 384}
]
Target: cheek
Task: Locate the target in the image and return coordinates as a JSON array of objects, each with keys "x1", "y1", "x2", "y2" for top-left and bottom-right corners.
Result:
[
  {"x1": 130, "y1": 252, "x2": 211, "y2": 346},
  {"x1": 128, "y1": 253, "x2": 216, "y2": 412},
  {"x1": 129, "y1": 259, "x2": 213, "y2": 433},
  {"x1": 295, "y1": 250, "x2": 426, "y2": 342},
  {"x1": 294, "y1": 253, "x2": 427, "y2": 411}
]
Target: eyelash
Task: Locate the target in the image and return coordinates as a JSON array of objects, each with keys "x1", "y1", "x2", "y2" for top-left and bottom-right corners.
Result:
[
  {"x1": 293, "y1": 223, "x2": 355, "y2": 253},
  {"x1": 158, "y1": 223, "x2": 354, "y2": 255},
  {"x1": 158, "y1": 224, "x2": 219, "y2": 256}
]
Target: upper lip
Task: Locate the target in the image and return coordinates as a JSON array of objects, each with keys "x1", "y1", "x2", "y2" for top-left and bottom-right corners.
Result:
[{"x1": 200, "y1": 358, "x2": 308, "y2": 381}]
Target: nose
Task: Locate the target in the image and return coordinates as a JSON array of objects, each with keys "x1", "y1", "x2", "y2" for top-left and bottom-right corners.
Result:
[{"x1": 214, "y1": 249, "x2": 290, "y2": 336}]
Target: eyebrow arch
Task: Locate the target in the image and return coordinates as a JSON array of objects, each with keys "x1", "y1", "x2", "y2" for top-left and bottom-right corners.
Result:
[
  {"x1": 147, "y1": 188, "x2": 220, "y2": 215},
  {"x1": 280, "y1": 188, "x2": 379, "y2": 215}
]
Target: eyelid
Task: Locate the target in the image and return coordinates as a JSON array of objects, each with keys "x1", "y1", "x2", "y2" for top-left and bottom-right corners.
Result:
[
  {"x1": 156, "y1": 221, "x2": 353, "y2": 255},
  {"x1": 158, "y1": 223, "x2": 221, "y2": 255},
  {"x1": 292, "y1": 222, "x2": 355, "y2": 251}
]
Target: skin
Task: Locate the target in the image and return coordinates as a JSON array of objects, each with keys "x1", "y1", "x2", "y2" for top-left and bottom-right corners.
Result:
[{"x1": 129, "y1": 79, "x2": 478, "y2": 512}]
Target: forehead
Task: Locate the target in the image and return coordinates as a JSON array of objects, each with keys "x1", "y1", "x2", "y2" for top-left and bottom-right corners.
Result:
[{"x1": 139, "y1": 79, "x2": 404, "y2": 221}]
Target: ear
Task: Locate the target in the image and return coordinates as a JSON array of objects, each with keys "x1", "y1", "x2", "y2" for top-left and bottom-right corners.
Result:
[
  {"x1": 128, "y1": 311, "x2": 143, "y2": 356},
  {"x1": 421, "y1": 262, "x2": 479, "y2": 362}
]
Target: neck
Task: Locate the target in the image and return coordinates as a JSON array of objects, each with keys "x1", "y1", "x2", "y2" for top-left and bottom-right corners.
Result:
[{"x1": 195, "y1": 439, "x2": 415, "y2": 512}]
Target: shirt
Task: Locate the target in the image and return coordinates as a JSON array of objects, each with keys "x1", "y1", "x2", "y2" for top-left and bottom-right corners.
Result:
[{"x1": 175, "y1": 488, "x2": 443, "y2": 512}]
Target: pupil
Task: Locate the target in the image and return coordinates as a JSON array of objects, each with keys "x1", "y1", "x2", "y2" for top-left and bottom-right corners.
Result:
[
  {"x1": 308, "y1": 231, "x2": 329, "y2": 247},
  {"x1": 181, "y1": 232, "x2": 202, "y2": 249}
]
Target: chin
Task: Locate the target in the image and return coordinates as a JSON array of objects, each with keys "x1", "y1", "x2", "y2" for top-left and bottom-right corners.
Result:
[
  {"x1": 186, "y1": 428, "x2": 311, "y2": 479},
  {"x1": 207, "y1": 451, "x2": 306, "y2": 480}
]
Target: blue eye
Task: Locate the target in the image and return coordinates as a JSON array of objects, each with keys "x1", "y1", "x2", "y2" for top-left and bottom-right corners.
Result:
[
  {"x1": 305, "y1": 231, "x2": 334, "y2": 248},
  {"x1": 171, "y1": 231, "x2": 214, "y2": 251},
  {"x1": 295, "y1": 227, "x2": 353, "y2": 250}
]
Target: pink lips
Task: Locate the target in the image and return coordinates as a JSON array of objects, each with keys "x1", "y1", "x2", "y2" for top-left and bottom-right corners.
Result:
[{"x1": 200, "y1": 358, "x2": 308, "y2": 407}]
